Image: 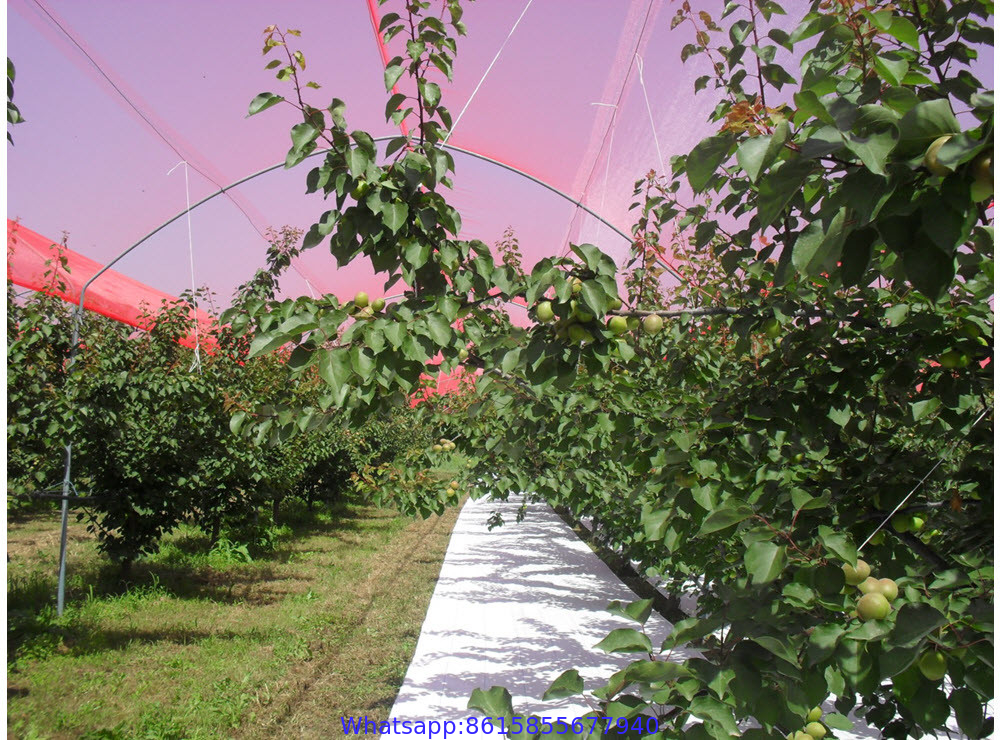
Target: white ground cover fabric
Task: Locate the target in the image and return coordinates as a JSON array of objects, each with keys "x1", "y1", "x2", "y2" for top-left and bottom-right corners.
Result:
[
  {"x1": 380, "y1": 496, "x2": 975, "y2": 739},
  {"x1": 382, "y1": 496, "x2": 677, "y2": 727}
]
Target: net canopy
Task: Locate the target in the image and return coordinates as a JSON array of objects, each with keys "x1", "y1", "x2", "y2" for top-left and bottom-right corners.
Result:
[{"x1": 7, "y1": 0, "x2": 727, "y2": 312}]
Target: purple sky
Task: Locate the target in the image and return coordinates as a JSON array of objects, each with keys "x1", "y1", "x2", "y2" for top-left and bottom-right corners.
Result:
[{"x1": 6, "y1": 1, "x2": 993, "y2": 310}]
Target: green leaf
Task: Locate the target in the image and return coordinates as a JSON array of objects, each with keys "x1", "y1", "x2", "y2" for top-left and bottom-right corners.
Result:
[
  {"x1": 792, "y1": 207, "x2": 847, "y2": 275},
  {"x1": 756, "y1": 158, "x2": 814, "y2": 227},
  {"x1": 467, "y1": 686, "x2": 514, "y2": 723},
  {"x1": 950, "y1": 687, "x2": 985, "y2": 738},
  {"x1": 892, "y1": 603, "x2": 947, "y2": 646},
  {"x1": 827, "y1": 404, "x2": 851, "y2": 427},
  {"x1": 594, "y1": 628, "x2": 652, "y2": 654},
  {"x1": 752, "y1": 635, "x2": 799, "y2": 665},
  {"x1": 624, "y1": 659, "x2": 691, "y2": 684},
  {"x1": 911, "y1": 398, "x2": 941, "y2": 422},
  {"x1": 873, "y1": 55, "x2": 908, "y2": 86},
  {"x1": 542, "y1": 669, "x2": 584, "y2": 700},
  {"x1": 807, "y1": 623, "x2": 845, "y2": 663},
  {"x1": 402, "y1": 239, "x2": 430, "y2": 269},
  {"x1": 736, "y1": 121, "x2": 790, "y2": 183},
  {"x1": 698, "y1": 503, "x2": 753, "y2": 535},
  {"x1": 425, "y1": 313, "x2": 453, "y2": 346},
  {"x1": 290, "y1": 123, "x2": 318, "y2": 151},
  {"x1": 347, "y1": 147, "x2": 369, "y2": 177},
  {"x1": 843, "y1": 130, "x2": 897, "y2": 176},
  {"x1": 822, "y1": 713, "x2": 854, "y2": 731},
  {"x1": 884, "y1": 303, "x2": 908, "y2": 326},
  {"x1": 384, "y1": 61, "x2": 405, "y2": 92},
  {"x1": 689, "y1": 696, "x2": 740, "y2": 737},
  {"x1": 686, "y1": 134, "x2": 734, "y2": 192},
  {"x1": 793, "y1": 90, "x2": 835, "y2": 126},
  {"x1": 744, "y1": 541, "x2": 786, "y2": 584},
  {"x1": 911, "y1": 682, "x2": 951, "y2": 731},
  {"x1": 839, "y1": 227, "x2": 877, "y2": 287},
  {"x1": 886, "y1": 16, "x2": 919, "y2": 48},
  {"x1": 248, "y1": 92, "x2": 284, "y2": 117},
  {"x1": 606, "y1": 598, "x2": 654, "y2": 625},
  {"x1": 382, "y1": 202, "x2": 409, "y2": 234},
  {"x1": 903, "y1": 234, "x2": 955, "y2": 301},
  {"x1": 248, "y1": 332, "x2": 289, "y2": 358},
  {"x1": 318, "y1": 350, "x2": 352, "y2": 389},
  {"x1": 818, "y1": 525, "x2": 857, "y2": 565},
  {"x1": 896, "y1": 99, "x2": 961, "y2": 156},
  {"x1": 642, "y1": 504, "x2": 669, "y2": 541},
  {"x1": 229, "y1": 410, "x2": 247, "y2": 435}
]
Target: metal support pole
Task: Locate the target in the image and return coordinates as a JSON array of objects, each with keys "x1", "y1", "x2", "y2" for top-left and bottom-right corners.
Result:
[{"x1": 56, "y1": 443, "x2": 72, "y2": 615}]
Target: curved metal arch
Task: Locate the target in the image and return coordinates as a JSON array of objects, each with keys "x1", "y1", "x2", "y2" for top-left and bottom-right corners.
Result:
[
  {"x1": 52, "y1": 139, "x2": 678, "y2": 613},
  {"x1": 79, "y1": 138, "x2": 684, "y2": 312}
]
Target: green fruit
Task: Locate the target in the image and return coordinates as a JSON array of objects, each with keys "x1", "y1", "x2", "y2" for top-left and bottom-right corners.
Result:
[
  {"x1": 449, "y1": 480, "x2": 459, "y2": 490},
  {"x1": 571, "y1": 301, "x2": 595, "y2": 323},
  {"x1": 354, "y1": 291, "x2": 370, "y2": 308},
  {"x1": 971, "y1": 179, "x2": 993, "y2": 202},
  {"x1": 918, "y1": 650, "x2": 948, "y2": 681},
  {"x1": 458, "y1": 348, "x2": 469, "y2": 361},
  {"x1": 869, "y1": 531, "x2": 885, "y2": 546},
  {"x1": 806, "y1": 707, "x2": 823, "y2": 723},
  {"x1": 608, "y1": 316, "x2": 629, "y2": 335},
  {"x1": 959, "y1": 321, "x2": 981, "y2": 340},
  {"x1": 891, "y1": 513, "x2": 912, "y2": 533},
  {"x1": 938, "y1": 350, "x2": 971, "y2": 369},
  {"x1": 804, "y1": 722, "x2": 827, "y2": 739},
  {"x1": 642, "y1": 314, "x2": 664, "y2": 335},
  {"x1": 909, "y1": 515, "x2": 925, "y2": 532},
  {"x1": 608, "y1": 295, "x2": 623, "y2": 311},
  {"x1": 842, "y1": 559, "x2": 871, "y2": 586},
  {"x1": 351, "y1": 181, "x2": 370, "y2": 199},
  {"x1": 536, "y1": 301, "x2": 555, "y2": 323},
  {"x1": 627, "y1": 317, "x2": 640, "y2": 332},
  {"x1": 923, "y1": 135, "x2": 954, "y2": 177},
  {"x1": 571, "y1": 277, "x2": 583, "y2": 294},
  {"x1": 762, "y1": 318, "x2": 782, "y2": 338},
  {"x1": 371, "y1": 297, "x2": 386, "y2": 312},
  {"x1": 568, "y1": 324, "x2": 595, "y2": 344},
  {"x1": 857, "y1": 592, "x2": 891, "y2": 621},
  {"x1": 970, "y1": 152, "x2": 993, "y2": 201},
  {"x1": 794, "y1": 732, "x2": 813, "y2": 740},
  {"x1": 972, "y1": 152, "x2": 993, "y2": 182},
  {"x1": 876, "y1": 577, "x2": 899, "y2": 602},
  {"x1": 432, "y1": 444, "x2": 443, "y2": 452},
  {"x1": 858, "y1": 576, "x2": 880, "y2": 595},
  {"x1": 357, "y1": 306, "x2": 374, "y2": 318}
]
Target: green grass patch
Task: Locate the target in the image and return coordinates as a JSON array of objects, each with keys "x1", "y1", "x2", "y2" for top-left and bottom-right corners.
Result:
[{"x1": 7, "y1": 498, "x2": 461, "y2": 739}]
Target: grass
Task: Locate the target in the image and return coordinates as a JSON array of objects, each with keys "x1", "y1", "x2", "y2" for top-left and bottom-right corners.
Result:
[{"x1": 7, "y1": 497, "x2": 462, "y2": 739}]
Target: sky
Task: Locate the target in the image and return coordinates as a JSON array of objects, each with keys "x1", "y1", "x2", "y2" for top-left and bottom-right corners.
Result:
[
  {"x1": 7, "y1": 0, "x2": 718, "y2": 309},
  {"x1": 6, "y1": 0, "x2": 993, "y2": 313}
]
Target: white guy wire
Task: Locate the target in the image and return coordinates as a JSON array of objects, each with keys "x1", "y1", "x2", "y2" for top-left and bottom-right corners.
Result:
[
  {"x1": 591, "y1": 102, "x2": 618, "y2": 246},
  {"x1": 168, "y1": 160, "x2": 201, "y2": 372},
  {"x1": 443, "y1": 0, "x2": 534, "y2": 144},
  {"x1": 858, "y1": 405, "x2": 992, "y2": 552},
  {"x1": 635, "y1": 54, "x2": 664, "y2": 168}
]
